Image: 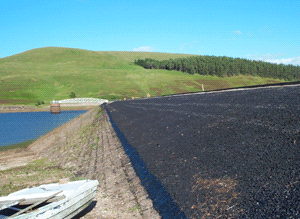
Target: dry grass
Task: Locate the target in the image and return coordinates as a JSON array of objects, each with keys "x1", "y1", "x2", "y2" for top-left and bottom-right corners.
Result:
[{"x1": 192, "y1": 174, "x2": 242, "y2": 218}]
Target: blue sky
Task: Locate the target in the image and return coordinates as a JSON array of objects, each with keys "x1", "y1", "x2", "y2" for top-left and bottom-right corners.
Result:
[{"x1": 1, "y1": 0, "x2": 300, "y2": 65}]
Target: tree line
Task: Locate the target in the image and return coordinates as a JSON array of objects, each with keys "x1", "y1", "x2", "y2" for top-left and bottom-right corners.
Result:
[{"x1": 134, "y1": 56, "x2": 300, "y2": 81}]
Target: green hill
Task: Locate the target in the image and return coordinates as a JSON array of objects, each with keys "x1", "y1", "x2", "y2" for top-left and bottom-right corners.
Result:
[{"x1": 0, "y1": 47, "x2": 286, "y2": 105}]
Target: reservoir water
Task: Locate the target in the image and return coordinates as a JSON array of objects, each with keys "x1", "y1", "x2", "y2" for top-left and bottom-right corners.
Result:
[{"x1": 0, "y1": 110, "x2": 87, "y2": 147}]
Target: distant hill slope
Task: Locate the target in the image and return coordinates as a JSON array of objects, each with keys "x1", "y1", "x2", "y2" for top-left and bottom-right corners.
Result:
[
  {"x1": 0, "y1": 47, "x2": 285, "y2": 105},
  {"x1": 100, "y1": 51, "x2": 194, "y2": 62}
]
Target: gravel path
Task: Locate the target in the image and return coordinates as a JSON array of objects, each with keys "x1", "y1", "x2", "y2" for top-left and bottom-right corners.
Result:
[{"x1": 105, "y1": 85, "x2": 300, "y2": 218}]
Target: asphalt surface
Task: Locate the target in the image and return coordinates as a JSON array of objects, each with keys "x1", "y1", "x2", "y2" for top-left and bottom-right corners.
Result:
[{"x1": 105, "y1": 85, "x2": 300, "y2": 218}]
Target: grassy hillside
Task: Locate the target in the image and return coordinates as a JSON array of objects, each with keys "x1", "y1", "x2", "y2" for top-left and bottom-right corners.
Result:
[{"x1": 0, "y1": 47, "x2": 286, "y2": 105}]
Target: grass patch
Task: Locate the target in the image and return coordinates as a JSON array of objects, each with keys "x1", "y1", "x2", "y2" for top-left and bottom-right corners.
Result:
[
  {"x1": 129, "y1": 205, "x2": 142, "y2": 212},
  {"x1": 0, "y1": 158, "x2": 76, "y2": 196},
  {"x1": 0, "y1": 140, "x2": 36, "y2": 151}
]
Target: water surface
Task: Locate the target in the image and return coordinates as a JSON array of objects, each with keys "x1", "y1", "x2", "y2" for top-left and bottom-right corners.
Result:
[{"x1": 0, "y1": 110, "x2": 87, "y2": 147}]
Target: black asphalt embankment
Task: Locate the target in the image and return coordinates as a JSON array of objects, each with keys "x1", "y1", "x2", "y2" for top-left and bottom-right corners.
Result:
[{"x1": 105, "y1": 85, "x2": 300, "y2": 218}]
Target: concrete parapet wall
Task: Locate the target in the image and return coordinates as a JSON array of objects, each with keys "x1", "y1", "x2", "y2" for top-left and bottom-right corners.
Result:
[
  {"x1": 60, "y1": 102, "x2": 102, "y2": 107},
  {"x1": 56, "y1": 98, "x2": 108, "y2": 105}
]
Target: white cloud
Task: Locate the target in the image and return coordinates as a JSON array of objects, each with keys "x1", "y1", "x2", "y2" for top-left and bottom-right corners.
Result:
[
  {"x1": 265, "y1": 57, "x2": 300, "y2": 66},
  {"x1": 261, "y1": 53, "x2": 285, "y2": 60},
  {"x1": 232, "y1": 30, "x2": 242, "y2": 34},
  {"x1": 179, "y1": 43, "x2": 189, "y2": 51},
  {"x1": 179, "y1": 41, "x2": 199, "y2": 51},
  {"x1": 246, "y1": 53, "x2": 284, "y2": 60},
  {"x1": 133, "y1": 46, "x2": 154, "y2": 52},
  {"x1": 246, "y1": 53, "x2": 300, "y2": 66}
]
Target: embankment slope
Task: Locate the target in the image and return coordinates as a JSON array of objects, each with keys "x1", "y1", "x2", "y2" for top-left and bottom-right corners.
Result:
[{"x1": 106, "y1": 84, "x2": 300, "y2": 218}]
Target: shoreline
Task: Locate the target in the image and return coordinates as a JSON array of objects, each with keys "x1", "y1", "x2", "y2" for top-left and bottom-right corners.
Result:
[
  {"x1": 0, "y1": 140, "x2": 36, "y2": 151},
  {"x1": 0, "y1": 107, "x2": 96, "y2": 150}
]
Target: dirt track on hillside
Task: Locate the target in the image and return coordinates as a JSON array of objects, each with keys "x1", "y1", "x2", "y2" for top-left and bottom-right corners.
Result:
[{"x1": 0, "y1": 107, "x2": 160, "y2": 219}]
